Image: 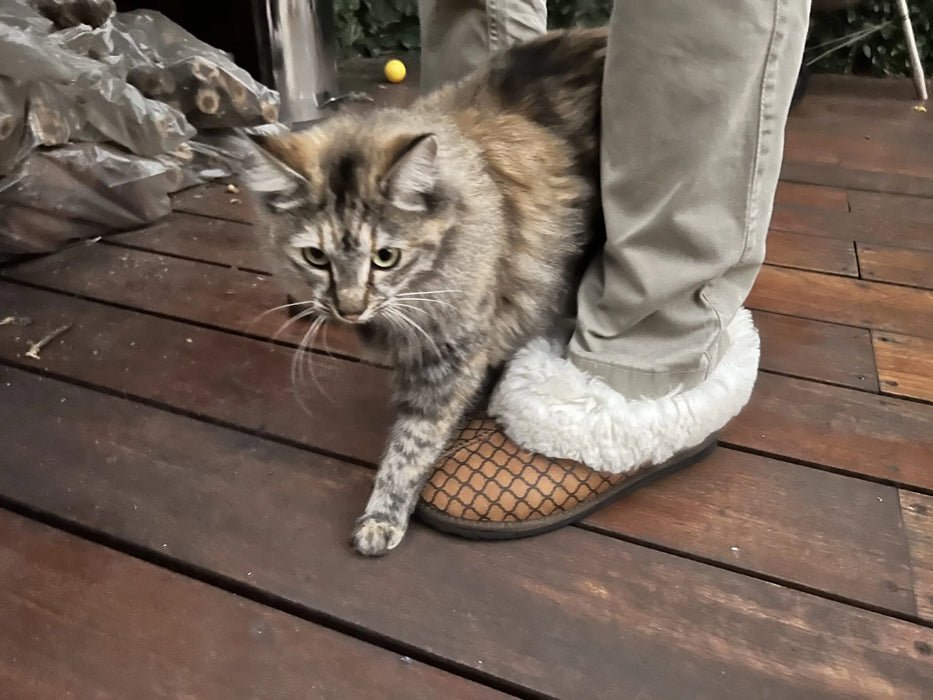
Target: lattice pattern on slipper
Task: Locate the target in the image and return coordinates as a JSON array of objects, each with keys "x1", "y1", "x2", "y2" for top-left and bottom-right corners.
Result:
[{"x1": 421, "y1": 417, "x2": 624, "y2": 522}]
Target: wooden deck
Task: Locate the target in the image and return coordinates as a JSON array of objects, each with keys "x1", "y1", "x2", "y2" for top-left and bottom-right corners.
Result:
[{"x1": 1, "y1": 71, "x2": 932, "y2": 698}]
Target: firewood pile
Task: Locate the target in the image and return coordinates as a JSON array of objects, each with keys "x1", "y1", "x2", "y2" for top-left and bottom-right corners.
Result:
[{"x1": 0, "y1": 0, "x2": 282, "y2": 258}]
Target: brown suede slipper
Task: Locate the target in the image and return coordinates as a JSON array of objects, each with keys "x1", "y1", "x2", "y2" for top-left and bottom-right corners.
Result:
[{"x1": 417, "y1": 417, "x2": 717, "y2": 540}]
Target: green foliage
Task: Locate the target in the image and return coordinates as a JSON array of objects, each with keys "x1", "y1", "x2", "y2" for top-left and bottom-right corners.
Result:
[
  {"x1": 806, "y1": 2, "x2": 932, "y2": 77},
  {"x1": 546, "y1": 0, "x2": 611, "y2": 29},
  {"x1": 334, "y1": 0, "x2": 932, "y2": 78},
  {"x1": 333, "y1": 0, "x2": 609, "y2": 57},
  {"x1": 334, "y1": 0, "x2": 419, "y2": 58}
]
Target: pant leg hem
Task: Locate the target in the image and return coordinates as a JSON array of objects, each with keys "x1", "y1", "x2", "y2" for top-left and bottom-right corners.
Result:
[{"x1": 488, "y1": 309, "x2": 760, "y2": 474}]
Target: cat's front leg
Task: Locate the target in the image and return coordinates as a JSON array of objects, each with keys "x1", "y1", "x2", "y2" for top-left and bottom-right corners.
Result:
[{"x1": 352, "y1": 350, "x2": 487, "y2": 556}]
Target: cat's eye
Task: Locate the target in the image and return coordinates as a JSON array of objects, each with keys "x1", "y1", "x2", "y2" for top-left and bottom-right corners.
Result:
[
  {"x1": 301, "y1": 246, "x2": 329, "y2": 268},
  {"x1": 372, "y1": 247, "x2": 401, "y2": 269}
]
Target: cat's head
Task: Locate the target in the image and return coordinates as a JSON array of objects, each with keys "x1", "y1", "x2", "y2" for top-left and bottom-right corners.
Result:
[{"x1": 242, "y1": 121, "x2": 456, "y2": 327}]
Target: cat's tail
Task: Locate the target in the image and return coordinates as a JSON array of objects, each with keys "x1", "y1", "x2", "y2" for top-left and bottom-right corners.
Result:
[{"x1": 482, "y1": 27, "x2": 608, "y2": 169}]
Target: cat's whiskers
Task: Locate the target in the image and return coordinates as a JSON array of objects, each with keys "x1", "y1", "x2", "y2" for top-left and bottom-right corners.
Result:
[
  {"x1": 303, "y1": 317, "x2": 335, "y2": 402},
  {"x1": 246, "y1": 299, "x2": 319, "y2": 334},
  {"x1": 382, "y1": 307, "x2": 421, "y2": 354},
  {"x1": 392, "y1": 297, "x2": 456, "y2": 310},
  {"x1": 270, "y1": 305, "x2": 323, "y2": 343},
  {"x1": 391, "y1": 302, "x2": 432, "y2": 315},
  {"x1": 384, "y1": 303, "x2": 441, "y2": 357},
  {"x1": 395, "y1": 289, "x2": 464, "y2": 297},
  {"x1": 290, "y1": 316, "x2": 333, "y2": 411}
]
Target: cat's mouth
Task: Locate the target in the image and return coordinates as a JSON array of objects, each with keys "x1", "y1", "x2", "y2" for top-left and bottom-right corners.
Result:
[{"x1": 330, "y1": 305, "x2": 377, "y2": 325}]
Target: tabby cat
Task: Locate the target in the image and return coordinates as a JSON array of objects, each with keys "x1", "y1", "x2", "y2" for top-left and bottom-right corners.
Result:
[{"x1": 243, "y1": 28, "x2": 607, "y2": 556}]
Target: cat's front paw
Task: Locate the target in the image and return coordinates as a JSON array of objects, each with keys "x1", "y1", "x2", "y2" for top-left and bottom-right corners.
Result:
[{"x1": 351, "y1": 515, "x2": 407, "y2": 556}]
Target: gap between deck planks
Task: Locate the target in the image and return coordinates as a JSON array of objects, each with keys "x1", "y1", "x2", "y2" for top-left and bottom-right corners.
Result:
[
  {"x1": 1, "y1": 366, "x2": 932, "y2": 699},
  {"x1": 2, "y1": 70, "x2": 931, "y2": 699},
  {"x1": 901, "y1": 491, "x2": 933, "y2": 621},
  {"x1": 0, "y1": 509, "x2": 503, "y2": 700},
  {"x1": 0, "y1": 280, "x2": 929, "y2": 620},
  {"x1": 3, "y1": 277, "x2": 928, "y2": 493},
  {"x1": 747, "y1": 265, "x2": 933, "y2": 339},
  {"x1": 0, "y1": 242, "x2": 879, "y2": 391}
]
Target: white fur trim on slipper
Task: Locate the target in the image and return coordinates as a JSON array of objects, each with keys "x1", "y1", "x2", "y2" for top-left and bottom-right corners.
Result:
[{"x1": 488, "y1": 308, "x2": 760, "y2": 474}]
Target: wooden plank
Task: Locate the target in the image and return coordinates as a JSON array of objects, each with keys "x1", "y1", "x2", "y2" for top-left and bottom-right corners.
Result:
[
  {"x1": 774, "y1": 182, "x2": 848, "y2": 211},
  {"x1": 781, "y1": 130, "x2": 840, "y2": 166},
  {"x1": 780, "y1": 160, "x2": 933, "y2": 198},
  {"x1": 723, "y1": 372, "x2": 933, "y2": 490},
  {"x1": 172, "y1": 183, "x2": 255, "y2": 224},
  {"x1": 753, "y1": 310, "x2": 878, "y2": 392},
  {"x1": 0, "y1": 282, "x2": 926, "y2": 610},
  {"x1": 3, "y1": 243, "x2": 875, "y2": 385},
  {"x1": 765, "y1": 230, "x2": 857, "y2": 276},
  {"x1": 111, "y1": 212, "x2": 269, "y2": 272},
  {"x1": 1, "y1": 367, "x2": 931, "y2": 698},
  {"x1": 802, "y1": 74, "x2": 927, "y2": 101},
  {"x1": 2, "y1": 279, "x2": 930, "y2": 491},
  {"x1": 0, "y1": 511, "x2": 501, "y2": 700},
  {"x1": 769, "y1": 205, "x2": 933, "y2": 252},
  {"x1": 872, "y1": 331, "x2": 933, "y2": 402},
  {"x1": 900, "y1": 491, "x2": 933, "y2": 622},
  {"x1": 847, "y1": 189, "x2": 933, "y2": 222},
  {"x1": 786, "y1": 97, "x2": 933, "y2": 168},
  {"x1": 2, "y1": 243, "x2": 373, "y2": 363},
  {"x1": 858, "y1": 243, "x2": 933, "y2": 289},
  {"x1": 585, "y1": 448, "x2": 915, "y2": 615},
  {"x1": 0, "y1": 282, "x2": 394, "y2": 466},
  {"x1": 747, "y1": 266, "x2": 933, "y2": 339}
]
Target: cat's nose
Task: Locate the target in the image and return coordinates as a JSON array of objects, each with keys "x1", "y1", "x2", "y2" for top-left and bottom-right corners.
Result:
[
  {"x1": 336, "y1": 304, "x2": 364, "y2": 322},
  {"x1": 335, "y1": 291, "x2": 367, "y2": 322}
]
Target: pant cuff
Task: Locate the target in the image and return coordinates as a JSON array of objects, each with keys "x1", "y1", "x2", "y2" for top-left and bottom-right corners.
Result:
[{"x1": 487, "y1": 309, "x2": 760, "y2": 473}]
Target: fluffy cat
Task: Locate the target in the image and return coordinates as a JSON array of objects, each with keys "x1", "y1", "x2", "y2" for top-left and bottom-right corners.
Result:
[{"x1": 243, "y1": 28, "x2": 607, "y2": 556}]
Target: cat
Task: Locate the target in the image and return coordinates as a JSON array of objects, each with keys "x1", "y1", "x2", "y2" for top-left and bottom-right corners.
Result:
[{"x1": 242, "y1": 27, "x2": 607, "y2": 556}]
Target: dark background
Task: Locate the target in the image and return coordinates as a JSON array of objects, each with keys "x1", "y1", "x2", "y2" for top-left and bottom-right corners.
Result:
[{"x1": 115, "y1": 0, "x2": 264, "y2": 79}]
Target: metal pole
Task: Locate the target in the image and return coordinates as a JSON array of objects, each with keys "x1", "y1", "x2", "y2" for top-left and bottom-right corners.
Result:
[
  {"x1": 253, "y1": 0, "x2": 339, "y2": 126},
  {"x1": 894, "y1": 0, "x2": 928, "y2": 101}
]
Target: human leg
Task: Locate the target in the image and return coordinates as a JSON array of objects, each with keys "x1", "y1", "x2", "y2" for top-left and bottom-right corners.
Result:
[
  {"x1": 417, "y1": 0, "x2": 547, "y2": 92},
  {"x1": 419, "y1": 0, "x2": 810, "y2": 536}
]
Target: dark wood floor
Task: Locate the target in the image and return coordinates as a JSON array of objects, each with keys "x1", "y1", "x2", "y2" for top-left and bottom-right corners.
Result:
[{"x1": 1, "y1": 70, "x2": 932, "y2": 698}]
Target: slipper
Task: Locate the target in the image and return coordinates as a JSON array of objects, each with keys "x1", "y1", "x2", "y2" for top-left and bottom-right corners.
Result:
[{"x1": 417, "y1": 416, "x2": 716, "y2": 540}]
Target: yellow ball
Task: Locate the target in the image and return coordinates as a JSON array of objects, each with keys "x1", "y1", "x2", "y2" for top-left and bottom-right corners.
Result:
[{"x1": 384, "y1": 59, "x2": 406, "y2": 84}]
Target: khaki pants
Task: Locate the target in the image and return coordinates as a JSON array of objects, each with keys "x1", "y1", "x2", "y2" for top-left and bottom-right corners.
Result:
[{"x1": 419, "y1": 0, "x2": 809, "y2": 399}]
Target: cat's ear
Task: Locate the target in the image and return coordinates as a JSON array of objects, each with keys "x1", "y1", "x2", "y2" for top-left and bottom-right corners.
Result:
[
  {"x1": 243, "y1": 135, "x2": 312, "y2": 212},
  {"x1": 384, "y1": 134, "x2": 439, "y2": 212}
]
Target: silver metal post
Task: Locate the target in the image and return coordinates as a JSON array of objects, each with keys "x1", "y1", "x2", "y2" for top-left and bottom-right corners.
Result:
[{"x1": 254, "y1": 0, "x2": 339, "y2": 127}]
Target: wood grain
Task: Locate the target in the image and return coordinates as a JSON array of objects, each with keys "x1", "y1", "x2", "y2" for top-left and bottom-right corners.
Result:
[
  {"x1": 111, "y1": 212, "x2": 268, "y2": 272},
  {"x1": 172, "y1": 183, "x2": 255, "y2": 224},
  {"x1": 2, "y1": 244, "x2": 373, "y2": 363},
  {"x1": 872, "y1": 331, "x2": 933, "y2": 402},
  {"x1": 0, "y1": 511, "x2": 502, "y2": 700},
  {"x1": 900, "y1": 491, "x2": 933, "y2": 622},
  {"x1": 765, "y1": 230, "x2": 858, "y2": 276},
  {"x1": 780, "y1": 160, "x2": 933, "y2": 198},
  {"x1": 847, "y1": 189, "x2": 933, "y2": 222},
  {"x1": 858, "y1": 243, "x2": 933, "y2": 289},
  {"x1": 2, "y1": 280, "x2": 928, "y2": 491},
  {"x1": 0, "y1": 282, "x2": 394, "y2": 466},
  {"x1": 1, "y1": 366, "x2": 931, "y2": 699},
  {"x1": 773, "y1": 182, "x2": 848, "y2": 211},
  {"x1": 769, "y1": 205, "x2": 933, "y2": 252},
  {"x1": 585, "y1": 448, "x2": 916, "y2": 615},
  {"x1": 753, "y1": 310, "x2": 878, "y2": 391},
  {"x1": 3, "y1": 245, "x2": 877, "y2": 385},
  {"x1": 724, "y1": 372, "x2": 933, "y2": 490},
  {"x1": 748, "y1": 265, "x2": 933, "y2": 338},
  {"x1": 0, "y1": 281, "x2": 925, "y2": 615}
]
